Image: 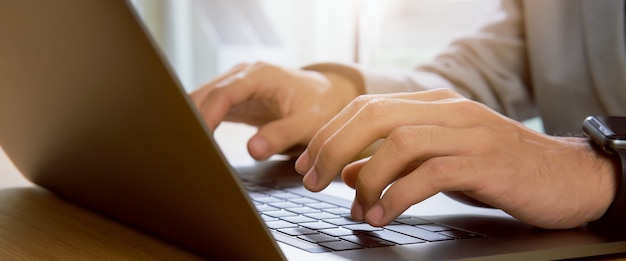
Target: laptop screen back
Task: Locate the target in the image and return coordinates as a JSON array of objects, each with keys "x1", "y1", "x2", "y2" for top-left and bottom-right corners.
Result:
[{"x1": 0, "y1": 1, "x2": 284, "y2": 260}]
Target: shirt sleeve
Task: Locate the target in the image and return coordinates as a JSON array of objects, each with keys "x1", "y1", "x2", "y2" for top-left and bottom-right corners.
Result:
[{"x1": 304, "y1": 0, "x2": 537, "y2": 121}]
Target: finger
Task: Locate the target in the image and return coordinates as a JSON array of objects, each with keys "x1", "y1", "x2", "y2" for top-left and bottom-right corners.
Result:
[
  {"x1": 300, "y1": 98, "x2": 481, "y2": 192},
  {"x1": 296, "y1": 89, "x2": 464, "y2": 174},
  {"x1": 341, "y1": 158, "x2": 368, "y2": 189},
  {"x1": 365, "y1": 156, "x2": 478, "y2": 227},
  {"x1": 443, "y1": 191, "x2": 495, "y2": 208},
  {"x1": 352, "y1": 126, "x2": 480, "y2": 218},
  {"x1": 190, "y1": 63, "x2": 249, "y2": 108},
  {"x1": 248, "y1": 114, "x2": 314, "y2": 160},
  {"x1": 296, "y1": 89, "x2": 462, "y2": 174},
  {"x1": 342, "y1": 155, "x2": 421, "y2": 190},
  {"x1": 193, "y1": 64, "x2": 280, "y2": 130}
]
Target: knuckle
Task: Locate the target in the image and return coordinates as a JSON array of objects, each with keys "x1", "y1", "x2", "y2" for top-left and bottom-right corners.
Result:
[
  {"x1": 360, "y1": 98, "x2": 393, "y2": 121},
  {"x1": 421, "y1": 158, "x2": 455, "y2": 188},
  {"x1": 422, "y1": 157, "x2": 478, "y2": 191},
  {"x1": 424, "y1": 158, "x2": 449, "y2": 176},
  {"x1": 313, "y1": 139, "x2": 344, "y2": 177},
  {"x1": 385, "y1": 127, "x2": 415, "y2": 155},
  {"x1": 317, "y1": 138, "x2": 337, "y2": 165},
  {"x1": 452, "y1": 99, "x2": 487, "y2": 118},
  {"x1": 350, "y1": 94, "x2": 375, "y2": 108}
]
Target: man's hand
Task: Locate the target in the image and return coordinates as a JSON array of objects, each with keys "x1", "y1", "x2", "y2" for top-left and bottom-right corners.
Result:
[
  {"x1": 191, "y1": 62, "x2": 360, "y2": 160},
  {"x1": 295, "y1": 89, "x2": 617, "y2": 229}
]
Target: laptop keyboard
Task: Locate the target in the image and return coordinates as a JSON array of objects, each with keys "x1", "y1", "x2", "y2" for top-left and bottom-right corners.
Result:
[{"x1": 243, "y1": 180, "x2": 484, "y2": 253}]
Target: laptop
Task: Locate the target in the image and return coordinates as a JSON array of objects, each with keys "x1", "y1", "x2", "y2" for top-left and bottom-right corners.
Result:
[{"x1": 0, "y1": 1, "x2": 624, "y2": 260}]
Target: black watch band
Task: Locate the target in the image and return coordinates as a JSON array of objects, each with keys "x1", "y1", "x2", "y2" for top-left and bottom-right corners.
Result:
[{"x1": 596, "y1": 148, "x2": 626, "y2": 224}]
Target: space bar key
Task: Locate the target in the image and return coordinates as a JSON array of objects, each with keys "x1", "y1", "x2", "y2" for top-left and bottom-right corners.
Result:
[{"x1": 271, "y1": 231, "x2": 330, "y2": 253}]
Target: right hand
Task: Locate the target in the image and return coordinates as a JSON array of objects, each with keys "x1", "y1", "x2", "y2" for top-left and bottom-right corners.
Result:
[{"x1": 191, "y1": 62, "x2": 361, "y2": 160}]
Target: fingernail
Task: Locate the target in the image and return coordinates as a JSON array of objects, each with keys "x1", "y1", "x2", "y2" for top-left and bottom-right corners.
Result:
[
  {"x1": 351, "y1": 200, "x2": 364, "y2": 221},
  {"x1": 248, "y1": 136, "x2": 270, "y2": 160},
  {"x1": 366, "y1": 204, "x2": 384, "y2": 224},
  {"x1": 303, "y1": 168, "x2": 318, "y2": 190},
  {"x1": 294, "y1": 150, "x2": 310, "y2": 174}
]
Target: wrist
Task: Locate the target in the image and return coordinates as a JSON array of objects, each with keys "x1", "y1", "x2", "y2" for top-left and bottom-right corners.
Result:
[
  {"x1": 592, "y1": 147, "x2": 624, "y2": 225},
  {"x1": 588, "y1": 144, "x2": 621, "y2": 222},
  {"x1": 320, "y1": 72, "x2": 361, "y2": 105},
  {"x1": 302, "y1": 63, "x2": 366, "y2": 95},
  {"x1": 582, "y1": 116, "x2": 626, "y2": 225},
  {"x1": 559, "y1": 138, "x2": 619, "y2": 226}
]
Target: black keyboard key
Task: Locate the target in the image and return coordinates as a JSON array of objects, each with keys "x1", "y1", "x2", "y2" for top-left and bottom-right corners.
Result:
[
  {"x1": 271, "y1": 231, "x2": 330, "y2": 253},
  {"x1": 299, "y1": 233, "x2": 340, "y2": 243},
  {"x1": 319, "y1": 240, "x2": 365, "y2": 251},
  {"x1": 359, "y1": 230, "x2": 425, "y2": 245},
  {"x1": 341, "y1": 234, "x2": 396, "y2": 248}
]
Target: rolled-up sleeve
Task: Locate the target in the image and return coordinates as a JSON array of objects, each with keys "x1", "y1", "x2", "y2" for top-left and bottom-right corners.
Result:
[{"x1": 306, "y1": 0, "x2": 537, "y2": 121}]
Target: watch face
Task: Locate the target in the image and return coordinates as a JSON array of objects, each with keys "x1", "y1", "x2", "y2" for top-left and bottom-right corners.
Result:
[{"x1": 593, "y1": 116, "x2": 626, "y2": 140}]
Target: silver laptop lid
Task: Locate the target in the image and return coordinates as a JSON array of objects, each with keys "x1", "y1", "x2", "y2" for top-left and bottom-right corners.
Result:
[{"x1": 0, "y1": 1, "x2": 283, "y2": 260}]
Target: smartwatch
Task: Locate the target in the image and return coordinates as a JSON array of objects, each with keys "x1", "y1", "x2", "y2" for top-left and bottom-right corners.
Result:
[{"x1": 582, "y1": 116, "x2": 626, "y2": 223}]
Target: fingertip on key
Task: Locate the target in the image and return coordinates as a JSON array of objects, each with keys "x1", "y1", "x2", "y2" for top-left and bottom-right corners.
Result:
[
  {"x1": 302, "y1": 168, "x2": 319, "y2": 191},
  {"x1": 295, "y1": 149, "x2": 310, "y2": 174}
]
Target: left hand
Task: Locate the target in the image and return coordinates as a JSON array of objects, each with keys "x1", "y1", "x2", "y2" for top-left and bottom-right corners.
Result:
[
  {"x1": 294, "y1": 89, "x2": 617, "y2": 229},
  {"x1": 190, "y1": 62, "x2": 360, "y2": 160}
]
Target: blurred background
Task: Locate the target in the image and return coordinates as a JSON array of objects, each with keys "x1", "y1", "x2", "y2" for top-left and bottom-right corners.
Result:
[{"x1": 129, "y1": 0, "x2": 498, "y2": 93}]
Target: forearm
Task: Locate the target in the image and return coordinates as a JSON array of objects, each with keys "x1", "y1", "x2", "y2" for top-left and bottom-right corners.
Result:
[
  {"x1": 305, "y1": 0, "x2": 536, "y2": 122},
  {"x1": 303, "y1": 63, "x2": 366, "y2": 96}
]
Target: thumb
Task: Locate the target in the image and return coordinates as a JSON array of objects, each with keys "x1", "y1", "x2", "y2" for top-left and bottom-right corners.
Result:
[{"x1": 247, "y1": 116, "x2": 311, "y2": 160}]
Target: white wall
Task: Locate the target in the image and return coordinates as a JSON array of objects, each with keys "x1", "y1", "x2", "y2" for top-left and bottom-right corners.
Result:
[{"x1": 131, "y1": 0, "x2": 499, "y2": 92}]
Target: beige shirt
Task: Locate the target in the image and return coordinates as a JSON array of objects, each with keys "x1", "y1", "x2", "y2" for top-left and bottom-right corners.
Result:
[{"x1": 308, "y1": 0, "x2": 626, "y2": 135}]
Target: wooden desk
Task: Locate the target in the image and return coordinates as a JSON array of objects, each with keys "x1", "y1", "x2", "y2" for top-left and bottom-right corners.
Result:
[{"x1": 0, "y1": 147, "x2": 204, "y2": 260}]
